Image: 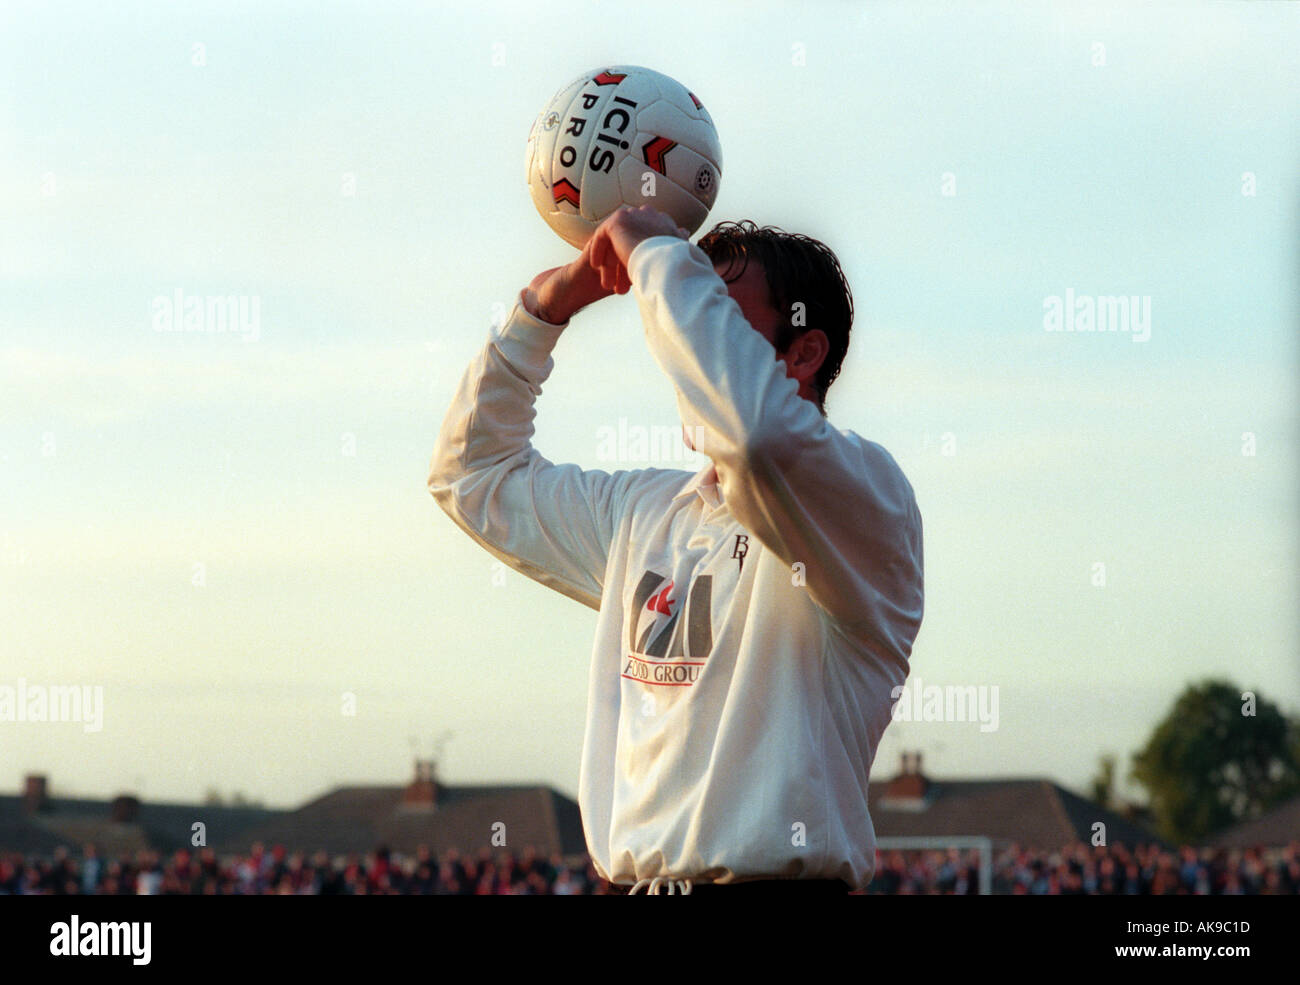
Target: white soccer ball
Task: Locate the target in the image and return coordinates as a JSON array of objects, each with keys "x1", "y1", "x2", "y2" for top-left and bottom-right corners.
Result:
[{"x1": 525, "y1": 66, "x2": 723, "y2": 249}]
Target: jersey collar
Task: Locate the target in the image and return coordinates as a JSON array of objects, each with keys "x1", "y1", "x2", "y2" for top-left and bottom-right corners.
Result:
[{"x1": 671, "y1": 463, "x2": 722, "y2": 508}]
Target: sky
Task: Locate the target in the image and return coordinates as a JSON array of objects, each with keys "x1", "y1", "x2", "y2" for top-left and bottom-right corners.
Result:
[{"x1": 1, "y1": 0, "x2": 1297, "y2": 811}]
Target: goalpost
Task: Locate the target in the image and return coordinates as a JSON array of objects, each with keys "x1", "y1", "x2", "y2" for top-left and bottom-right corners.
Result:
[{"x1": 875, "y1": 836, "x2": 995, "y2": 895}]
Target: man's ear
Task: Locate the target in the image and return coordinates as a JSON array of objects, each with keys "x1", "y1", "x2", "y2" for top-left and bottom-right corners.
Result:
[{"x1": 786, "y1": 329, "x2": 830, "y2": 382}]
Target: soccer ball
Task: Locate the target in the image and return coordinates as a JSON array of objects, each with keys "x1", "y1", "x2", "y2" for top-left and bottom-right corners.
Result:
[{"x1": 525, "y1": 66, "x2": 723, "y2": 249}]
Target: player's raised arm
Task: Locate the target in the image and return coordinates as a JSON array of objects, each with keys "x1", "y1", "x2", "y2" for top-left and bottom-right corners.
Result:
[
  {"x1": 616, "y1": 223, "x2": 924, "y2": 666},
  {"x1": 426, "y1": 239, "x2": 637, "y2": 610}
]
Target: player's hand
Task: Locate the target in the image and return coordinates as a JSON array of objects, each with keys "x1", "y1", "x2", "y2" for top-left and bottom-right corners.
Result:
[
  {"x1": 589, "y1": 206, "x2": 689, "y2": 289},
  {"x1": 521, "y1": 232, "x2": 627, "y2": 325},
  {"x1": 521, "y1": 207, "x2": 687, "y2": 325}
]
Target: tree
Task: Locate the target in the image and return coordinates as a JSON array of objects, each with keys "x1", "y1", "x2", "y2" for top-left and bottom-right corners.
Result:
[
  {"x1": 1089, "y1": 754, "x2": 1118, "y2": 809},
  {"x1": 1130, "y1": 679, "x2": 1300, "y2": 843}
]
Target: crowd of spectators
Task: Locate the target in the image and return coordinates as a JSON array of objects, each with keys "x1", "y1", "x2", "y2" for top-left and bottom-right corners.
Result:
[
  {"x1": 0, "y1": 843, "x2": 607, "y2": 895},
  {"x1": 868, "y1": 841, "x2": 1300, "y2": 895},
  {"x1": 2, "y1": 840, "x2": 1297, "y2": 894}
]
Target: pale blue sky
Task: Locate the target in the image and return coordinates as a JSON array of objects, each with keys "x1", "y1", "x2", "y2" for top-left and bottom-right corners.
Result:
[{"x1": 2, "y1": 0, "x2": 1297, "y2": 809}]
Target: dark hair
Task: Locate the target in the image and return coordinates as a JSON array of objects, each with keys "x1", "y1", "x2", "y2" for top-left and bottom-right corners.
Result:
[{"x1": 697, "y1": 219, "x2": 854, "y2": 410}]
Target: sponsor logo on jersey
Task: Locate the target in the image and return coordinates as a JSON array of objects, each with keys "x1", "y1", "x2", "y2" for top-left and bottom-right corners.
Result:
[{"x1": 622, "y1": 569, "x2": 714, "y2": 688}]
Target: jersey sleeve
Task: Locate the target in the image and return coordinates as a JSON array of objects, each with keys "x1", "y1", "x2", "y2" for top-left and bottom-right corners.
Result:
[
  {"x1": 627, "y1": 236, "x2": 924, "y2": 663},
  {"x1": 427, "y1": 294, "x2": 638, "y2": 611}
]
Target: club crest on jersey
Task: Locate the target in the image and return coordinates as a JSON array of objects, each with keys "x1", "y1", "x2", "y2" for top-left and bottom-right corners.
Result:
[{"x1": 622, "y1": 569, "x2": 714, "y2": 688}]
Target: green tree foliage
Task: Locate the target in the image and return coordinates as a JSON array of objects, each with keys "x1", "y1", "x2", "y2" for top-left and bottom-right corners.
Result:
[
  {"x1": 1130, "y1": 680, "x2": 1300, "y2": 843},
  {"x1": 1089, "y1": 754, "x2": 1117, "y2": 809}
]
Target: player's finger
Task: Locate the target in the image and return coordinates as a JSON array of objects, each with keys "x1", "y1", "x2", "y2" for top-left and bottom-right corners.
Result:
[
  {"x1": 595, "y1": 235, "x2": 616, "y2": 288},
  {"x1": 598, "y1": 231, "x2": 616, "y2": 278}
]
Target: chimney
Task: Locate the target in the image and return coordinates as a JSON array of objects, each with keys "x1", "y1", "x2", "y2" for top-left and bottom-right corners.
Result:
[
  {"x1": 402, "y1": 759, "x2": 440, "y2": 810},
  {"x1": 23, "y1": 774, "x2": 49, "y2": 815},
  {"x1": 881, "y1": 751, "x2": 932, "y2": 810},
  {"x1": 110, "y1": 795, "x2": 140, "y2": 824}
]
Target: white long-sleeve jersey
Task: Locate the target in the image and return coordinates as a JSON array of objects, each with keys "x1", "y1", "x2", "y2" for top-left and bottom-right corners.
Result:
[{"x1": 428, "y1": 235, "x2": 924, "y2": 889}]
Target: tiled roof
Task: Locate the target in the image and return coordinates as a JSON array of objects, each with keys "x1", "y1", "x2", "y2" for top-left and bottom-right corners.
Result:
[
  {"x1": 867, "y1": 778, "x2": 1168, "y2": 851},
  {"x1": 0, "y1": 795, "x2": 278, "y2": 857},
  {"x1": 213, "y1": 784, "x2": 586, "y2": 858},
  {"x1": 1211, "y1": 796, "x2": 1300, "y2": 848}
]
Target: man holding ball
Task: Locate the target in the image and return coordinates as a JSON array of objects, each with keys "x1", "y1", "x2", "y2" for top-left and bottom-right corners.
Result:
[{"x1": 429, "y1": 205, "x2": 924, "y2": 894}]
